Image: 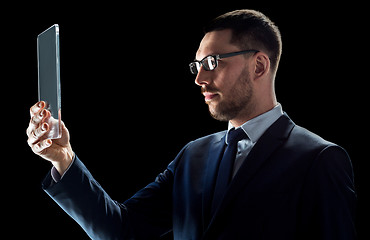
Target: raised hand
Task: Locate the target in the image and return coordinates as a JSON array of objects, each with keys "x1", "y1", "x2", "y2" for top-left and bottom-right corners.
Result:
[{"x1": 26, "y1": 101, "x2": 74, "y2": 175}]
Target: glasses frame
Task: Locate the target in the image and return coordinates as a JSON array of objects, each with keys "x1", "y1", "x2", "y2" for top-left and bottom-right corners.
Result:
[{"x1": 189, "y1": 49, "x2": 259, "y2": 75}]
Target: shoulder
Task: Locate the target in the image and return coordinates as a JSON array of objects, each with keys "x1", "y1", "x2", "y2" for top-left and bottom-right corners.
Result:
[
  {"x1": 176, "y1": 130, "x2": 227, "y2": 151},
  {"x1": 191, "y1": 130, "x2": 227, "y2": 145},
  {"x1": 286, "y1": 124, "x2": 352, "y2": 167},
  {"x1": 288, "y1": 124, "x2": 336, "y2": 151},
  {"x1": 169, "y1": 130, "x2": 227, "y2": 172},
  {"x1": 279, "y1": 121, "x2": 354, "y2": 186},
  {"x1": 179, "y1": 130, "x2": 227, "y2": 154},
  {"x1": 171, "y1": 130, "x2": 226, "y2": 158}
]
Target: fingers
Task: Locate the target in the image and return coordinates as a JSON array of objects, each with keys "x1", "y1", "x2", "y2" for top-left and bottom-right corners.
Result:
[
  {"x1": 31, "y1": 139, "x2": 52, "y2": 155},
  {"x1": 29, "y1": 109, "x2": 46, "y2": 127},
  {"x1": 27, "y1": 122, "x2": 49, "y2": 146},
  {"x1": 30, "y1": 101, "x2": 45, "y2": 117},
  {"x1": 27, "y1": 101, "x2": 46, "y2": 134},
  {"x1": 26, "y1": 107, "x2": 51, "y2": 136},
  {"x1": 27, "y1": 101, "x2": 52, "y2": 149}
]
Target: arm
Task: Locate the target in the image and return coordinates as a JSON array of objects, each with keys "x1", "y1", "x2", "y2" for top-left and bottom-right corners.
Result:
[
  {"x1": 300, "y1": 145, "x2": 357, "y2": 240},
  {"x1": 27, "y1": 102, "x2": 175, "y2": 239},
  {"x1": 43, "y1": 155, "x2": 174, "y2": 240}
]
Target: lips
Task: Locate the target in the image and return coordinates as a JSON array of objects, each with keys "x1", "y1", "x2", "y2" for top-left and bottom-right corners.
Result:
[{"x1": 203, "y1": 92, "x2": 219, "y2": 101}]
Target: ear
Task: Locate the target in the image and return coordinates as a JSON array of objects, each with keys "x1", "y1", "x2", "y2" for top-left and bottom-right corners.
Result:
[{"x1": 253, "y1": 52, "x2": 270, "y2": 79}]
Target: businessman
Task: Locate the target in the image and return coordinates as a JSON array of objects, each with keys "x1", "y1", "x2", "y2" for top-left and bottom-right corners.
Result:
[{"x1": 27, "y1": 10, "x2": 356, "y2": 239}]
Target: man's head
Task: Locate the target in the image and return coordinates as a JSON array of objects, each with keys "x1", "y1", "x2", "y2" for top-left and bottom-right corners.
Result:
[
  {"x1": 193, "y1": 9, "x2": 282, "y2": 126},
  {"x1": 203, "y1": 10, "x2": 282, "y2": 75}
]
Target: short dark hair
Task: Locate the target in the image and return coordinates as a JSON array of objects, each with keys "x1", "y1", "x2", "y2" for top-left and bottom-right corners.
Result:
[{"x1": 204, "y1": 9, "x2": 282, "y2": 73}]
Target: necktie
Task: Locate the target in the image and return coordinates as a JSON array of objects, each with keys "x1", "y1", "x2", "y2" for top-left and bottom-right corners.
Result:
[{"x1": 211, "y1": 127, "x2": 247, "y2": 215}]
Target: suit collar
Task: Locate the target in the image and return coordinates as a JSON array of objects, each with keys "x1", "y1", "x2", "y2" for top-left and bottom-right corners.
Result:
[{"x1": 203, "y1": 113, "x2": 295, "y2": 237}]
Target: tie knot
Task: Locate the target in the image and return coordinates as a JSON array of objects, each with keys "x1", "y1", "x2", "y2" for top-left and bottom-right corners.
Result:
[{"x1": 227, "y1": 128, "x2": 247, "y2": 145}]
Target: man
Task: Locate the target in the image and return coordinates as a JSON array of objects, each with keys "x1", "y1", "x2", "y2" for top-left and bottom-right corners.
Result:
[{"x1": 27, "y1": 10, "x2": 356, "y2": 239}]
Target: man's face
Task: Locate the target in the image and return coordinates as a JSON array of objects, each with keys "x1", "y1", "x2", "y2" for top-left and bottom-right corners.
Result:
[{"x1": 195, "y1": 29, "x2": 255, "y2": 122}]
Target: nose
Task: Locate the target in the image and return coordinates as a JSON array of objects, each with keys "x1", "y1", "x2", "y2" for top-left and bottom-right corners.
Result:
[{"x1": 194, "y1": 66, "x2": 212, "y2": 86}]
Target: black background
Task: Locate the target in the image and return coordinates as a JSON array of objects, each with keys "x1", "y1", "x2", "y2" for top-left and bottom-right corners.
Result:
[{"x1": 5, "y1": 2, "x2": 368, "y2": 239}]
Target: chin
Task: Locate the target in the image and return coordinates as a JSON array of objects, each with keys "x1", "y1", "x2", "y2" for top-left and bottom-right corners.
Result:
[{"x1": 208, "y1": 105, "x2": 233, "y2": 122}]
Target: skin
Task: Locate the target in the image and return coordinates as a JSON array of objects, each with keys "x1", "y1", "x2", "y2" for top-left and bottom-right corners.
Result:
[
  {"x1": 26, "y1": 101, "x2": 74, "y2": 175},
  {"x1": 26, "y1": 28, "x2": 277, "y2": 175},
  {"x1": 195, "y1": 29, "x2": 277, "y2": 127}
]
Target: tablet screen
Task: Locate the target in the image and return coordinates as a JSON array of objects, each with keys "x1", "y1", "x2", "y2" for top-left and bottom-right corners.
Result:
[{"x1": 37, "y1": 24, "x2": 61, "y2": 139}]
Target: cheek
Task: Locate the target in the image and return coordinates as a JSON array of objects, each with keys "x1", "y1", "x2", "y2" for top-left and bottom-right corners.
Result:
[{"x1": 214, "y1": 67, "x2": 245, "y2": 95}]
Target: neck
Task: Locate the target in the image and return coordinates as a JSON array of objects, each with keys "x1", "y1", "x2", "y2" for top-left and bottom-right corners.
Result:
[
  {"x1": 230, "y1": 78, "x2": 278, "y2": 127},
  {"x1": 230, "y1": 100, "x2": 277, "y2": 128}
]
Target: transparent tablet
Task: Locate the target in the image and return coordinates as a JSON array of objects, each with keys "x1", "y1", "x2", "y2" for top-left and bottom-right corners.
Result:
[{"x1": 37, "y1": 24, "x2": 61, "y2": 139}]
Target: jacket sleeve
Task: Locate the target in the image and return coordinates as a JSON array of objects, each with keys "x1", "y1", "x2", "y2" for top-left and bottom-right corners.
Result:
[
  {"x1": 299, "y1": 145, "x2": 357, "y2": 240},
  {"x1": 42, "y1": 154, "x2": 176, "y2": 240}
]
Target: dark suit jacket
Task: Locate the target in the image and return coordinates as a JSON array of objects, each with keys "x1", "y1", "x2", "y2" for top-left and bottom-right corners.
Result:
[{"x1": 43, "y1": 114, "x2": 356, "y2": 239}]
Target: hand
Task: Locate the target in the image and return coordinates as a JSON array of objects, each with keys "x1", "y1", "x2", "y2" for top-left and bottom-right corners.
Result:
[{"x1": 26, "y1": 101, "x2": 74, "y2": 175}]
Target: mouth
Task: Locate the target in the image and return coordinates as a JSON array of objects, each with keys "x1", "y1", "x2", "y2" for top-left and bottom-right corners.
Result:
[{"x1": 203, "y1": 92, "x2": 219, "y2": 102}]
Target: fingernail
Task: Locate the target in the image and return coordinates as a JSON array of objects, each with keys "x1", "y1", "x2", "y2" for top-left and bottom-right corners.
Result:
[
  {"x1": 38, "y1": 101, "x2": 44, "y2": 108},
  {"x1": 41, "y1": 123, "x2": 48, "y2": 131},
  {"x1": 45, "y1": 139, "x2": 52, "y2": 147},
  {"x1": 39, "y1": 109, "x2": 45, "y2": 117}
]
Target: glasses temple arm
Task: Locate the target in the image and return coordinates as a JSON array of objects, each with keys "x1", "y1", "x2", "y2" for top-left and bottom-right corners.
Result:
[{"x1": 218, "y1": 50, "x2": 259, "y2": 59}]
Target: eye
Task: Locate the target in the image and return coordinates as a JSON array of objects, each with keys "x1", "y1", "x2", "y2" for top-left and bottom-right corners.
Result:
[{"x1": 204, "y1": 56, "x2": 217, "y2": 71}]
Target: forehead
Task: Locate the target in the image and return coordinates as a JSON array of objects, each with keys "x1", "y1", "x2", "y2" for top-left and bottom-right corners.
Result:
[{"x1": 196, "y1": 29, "x2": 240, "y2": 60}]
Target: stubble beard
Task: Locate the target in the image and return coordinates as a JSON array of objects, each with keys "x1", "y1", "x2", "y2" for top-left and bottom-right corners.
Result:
[{"x1": 207, "y1": 68, "x2": 254, "y2": 122}]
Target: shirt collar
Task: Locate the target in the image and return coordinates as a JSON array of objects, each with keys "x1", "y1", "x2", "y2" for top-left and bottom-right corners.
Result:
[{"x1": 227, "y1": 103, "x2": 283, "y2": 144}]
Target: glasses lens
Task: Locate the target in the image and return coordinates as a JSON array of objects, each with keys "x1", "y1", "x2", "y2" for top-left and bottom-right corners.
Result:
[
  {"x1": 203, "y1": 56, "x2": 217, "y2": 71},
  {"x1": 189, "y1": 62, "x2": 200, "y2": 75},
  {"x1": 189, "y1": 56, "x2": 217, "y2": 74}
]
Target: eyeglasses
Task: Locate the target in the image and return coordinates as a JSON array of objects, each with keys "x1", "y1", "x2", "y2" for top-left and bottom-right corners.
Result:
[{"x1": 189, "y1": 49, "x2": 259, "y2": 75}]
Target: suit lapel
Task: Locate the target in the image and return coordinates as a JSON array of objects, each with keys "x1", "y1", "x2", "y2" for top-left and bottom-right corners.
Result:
[
  {"x1": 202, "y1": 132, "x2": 226, "y2": 231},
  {"x1": 204, "y1": 114, "x2": 295, "y2": 234}
]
